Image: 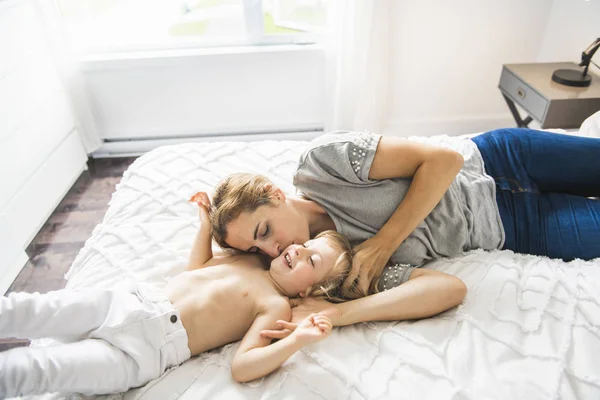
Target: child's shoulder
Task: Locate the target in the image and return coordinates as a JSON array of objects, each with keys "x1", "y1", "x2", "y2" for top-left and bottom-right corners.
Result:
[
  {"x1": 202, "y1": 253, "x2": 266, "y2": 269},
  {"x1": 232, "y1": 253, "x2": 270, "y2": 269},
  {"x1": 259, "y1": 294, "x2": 292, "y2": 319}
]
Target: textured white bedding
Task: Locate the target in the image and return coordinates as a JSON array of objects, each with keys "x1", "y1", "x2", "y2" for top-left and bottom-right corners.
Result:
[{"x1": 23, "y1": 137, "x2": 600, "y2": 400}]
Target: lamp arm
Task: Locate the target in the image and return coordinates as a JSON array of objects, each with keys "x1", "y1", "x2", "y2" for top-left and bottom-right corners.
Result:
[{"x1": 579, "y1": 37, "x2": 600, "y2": 76}]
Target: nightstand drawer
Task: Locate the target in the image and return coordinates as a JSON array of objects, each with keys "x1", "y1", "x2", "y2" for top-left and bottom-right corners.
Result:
[{"x1": 499, "y1": 68, "x2": 548, "y2": 122}]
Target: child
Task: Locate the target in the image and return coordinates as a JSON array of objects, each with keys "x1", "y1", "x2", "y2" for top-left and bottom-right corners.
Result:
[{"x1": 0, "y1": 192, "x2": 354, "y2": 397}]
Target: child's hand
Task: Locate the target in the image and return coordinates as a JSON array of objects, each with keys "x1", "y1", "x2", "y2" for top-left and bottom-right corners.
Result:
[
  {"x1": 292, "y1": 313, "x2": 332, "y2": 345},
  {"x1": 260, "y1": 320, "x2": 298, "y2": 340},
  {"x1": 189, "y1": 192, "x2": 211, "y2": 221},
  {"x1": 189, "y1": 191, "x2": 211, "y2": 209}
]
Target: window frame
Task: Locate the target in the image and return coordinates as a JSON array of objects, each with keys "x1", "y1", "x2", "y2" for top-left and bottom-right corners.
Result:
[{"x1": 51, "y1": 0, "x2": 326, "y2": 57}]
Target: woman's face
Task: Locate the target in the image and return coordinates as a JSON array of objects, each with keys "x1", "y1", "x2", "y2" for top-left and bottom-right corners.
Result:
[
  {"x1": 224, "y1": 197, "x2": 310, "y2": 258},
  {"x1": 269, "y1": 237, "x2": 340, "y2": 297}
]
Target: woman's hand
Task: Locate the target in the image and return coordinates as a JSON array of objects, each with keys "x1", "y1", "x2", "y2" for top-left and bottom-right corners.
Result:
[{"x1": 352, "y1": 234, "x2": 395, "y2": 283}]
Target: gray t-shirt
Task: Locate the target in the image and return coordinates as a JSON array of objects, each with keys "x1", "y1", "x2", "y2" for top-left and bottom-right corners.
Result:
[{"x1": 293, "y1": 131, "x2": 504, "y2": 285}]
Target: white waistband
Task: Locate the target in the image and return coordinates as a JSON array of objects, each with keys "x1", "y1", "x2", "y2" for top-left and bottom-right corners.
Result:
[{"x1": 134, "y1": 283, "x2": 191, "y2": 366}]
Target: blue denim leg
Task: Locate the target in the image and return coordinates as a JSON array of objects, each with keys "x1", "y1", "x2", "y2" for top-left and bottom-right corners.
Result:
[{"x1": 472, "y1": 128, "x2": 600, "y2": 261}]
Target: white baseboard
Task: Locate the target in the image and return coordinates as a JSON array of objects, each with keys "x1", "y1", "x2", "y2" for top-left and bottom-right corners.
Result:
[
  {"x1": 384, "y1": 114, "x2": 517, "y2": 137},
  {"x1": 0, "y1": 130, "x2": 88, "y2": 293},
  {"x1": 91, "y1": 130, "x2": 324, "y2": 158}
]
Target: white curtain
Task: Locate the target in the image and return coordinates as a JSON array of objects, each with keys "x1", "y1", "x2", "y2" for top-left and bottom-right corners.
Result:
[
  {"x1": 324, "y1": 0, "x2": 391, "y2": 133},
  {"x1": 32, "y1": 0, "x2": 102, "y2": 153}
]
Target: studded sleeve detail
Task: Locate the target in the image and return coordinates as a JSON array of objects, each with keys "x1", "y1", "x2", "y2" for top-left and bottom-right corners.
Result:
[{"x1": 376, "y1": 263, "x2": 416, "y2": 292}]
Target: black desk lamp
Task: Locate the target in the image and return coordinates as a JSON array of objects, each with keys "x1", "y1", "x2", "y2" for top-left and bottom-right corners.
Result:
[{"x1": 552, "y1": 37, "x2": 600, "y2": 87}]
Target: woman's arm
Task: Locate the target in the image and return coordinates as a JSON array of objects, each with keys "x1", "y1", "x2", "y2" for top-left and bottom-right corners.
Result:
[
  {"x1": 231, "y1": 301, "x2": 332, "y2": 383},
  {"x1": 187, "y1": 192, "x2": 214, "y2": 270},
  {"x1": 354, "y1": 137, "x2": 464, "y2": 280},
  {"x1": 370, "y1": 136, "x2": 464, "y2": 246},
  {"x1": 260, "y1": 269, "x2": 466, "y2": 339},
  {"x1": 331, "y1": 268, "x2": 466, "y2": 326}
]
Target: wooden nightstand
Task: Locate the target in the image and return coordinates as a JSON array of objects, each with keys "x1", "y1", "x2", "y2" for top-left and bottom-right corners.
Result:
[{"x1": 499, "y1": 62, "x2": 600, "y2": 129}]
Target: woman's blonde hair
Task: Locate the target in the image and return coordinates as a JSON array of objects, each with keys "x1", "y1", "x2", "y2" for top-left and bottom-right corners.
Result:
[
  {"x1": 210, "y1": 173, "x2": 277, "y2": 251},
  {"x1": 304, "y1": 230, "x2": 375, "y2": 303}
]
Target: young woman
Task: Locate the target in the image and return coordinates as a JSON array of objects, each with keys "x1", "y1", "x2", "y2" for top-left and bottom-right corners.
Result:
[{"x1": 208, "y1": 128, "x2": 599, "y2": 331}]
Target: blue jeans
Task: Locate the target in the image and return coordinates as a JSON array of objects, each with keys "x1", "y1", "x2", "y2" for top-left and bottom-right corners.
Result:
[{"x1": 472, "y1": 128, "x2": 600, "y2": 261}]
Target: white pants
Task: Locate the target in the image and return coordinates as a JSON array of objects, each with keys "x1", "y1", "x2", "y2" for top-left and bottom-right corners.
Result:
[{"x1": 0, "y1": 283, "x2": 190, "y2": 397}]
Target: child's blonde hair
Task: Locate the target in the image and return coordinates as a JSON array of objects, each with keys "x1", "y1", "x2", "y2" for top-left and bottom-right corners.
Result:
[
  {"x1": 304, "y1": 230, "x2": 372, "y2": 303},
  {"x1": 210, "y1": 173, "x2": 277, "y2": 251}
]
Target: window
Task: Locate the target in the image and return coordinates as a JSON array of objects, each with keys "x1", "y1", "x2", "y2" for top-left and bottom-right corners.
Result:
[{"x1": 55, "y1": 0, "x2": 328, "y2": 55}]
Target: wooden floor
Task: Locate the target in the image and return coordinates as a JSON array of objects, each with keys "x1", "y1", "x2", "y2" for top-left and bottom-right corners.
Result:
[{"x1": 0, "y1": 157, "x2": 136, "y2": 352}]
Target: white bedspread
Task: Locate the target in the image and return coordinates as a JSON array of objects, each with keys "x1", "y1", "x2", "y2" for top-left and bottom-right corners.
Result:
[{"x1": 26, "y1": 138, "x2": 600, "y2": 400}]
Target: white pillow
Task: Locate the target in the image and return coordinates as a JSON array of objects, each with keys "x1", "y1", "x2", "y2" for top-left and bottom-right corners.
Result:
[{"x1": 579, "y1": 110, "x2": 600, "y2": 138}]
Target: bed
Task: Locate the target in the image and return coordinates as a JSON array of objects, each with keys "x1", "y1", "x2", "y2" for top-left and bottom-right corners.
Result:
[{"x1": 22, "y1": 132, "x2": 600, "y2": 400}]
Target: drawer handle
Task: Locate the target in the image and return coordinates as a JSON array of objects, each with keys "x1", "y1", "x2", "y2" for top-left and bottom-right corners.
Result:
[{"x1": 517, "y1": 87, "x2": 526, "y2": 99}]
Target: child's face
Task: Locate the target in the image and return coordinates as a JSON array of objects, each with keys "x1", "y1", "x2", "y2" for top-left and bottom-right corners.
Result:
[{"x1": 269, "y1": 237, "x2": 341, "y2": 297}]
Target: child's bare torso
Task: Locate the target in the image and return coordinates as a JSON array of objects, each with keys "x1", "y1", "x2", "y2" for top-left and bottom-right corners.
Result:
[{"x1": 165, "y1": 255, "x2": 287, "y2": 356}]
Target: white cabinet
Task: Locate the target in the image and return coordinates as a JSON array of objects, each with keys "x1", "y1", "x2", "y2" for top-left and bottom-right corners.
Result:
[{"x1": 0, "y1": 0, "x2": 88, "y2": 294}]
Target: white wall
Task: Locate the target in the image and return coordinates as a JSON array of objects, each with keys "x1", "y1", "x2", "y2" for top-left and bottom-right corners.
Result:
[
  {"x1": 0, "y1": 0, "x2": 88, "y2": 294},
  {"x1": 385, "y1": 0, "x2": 554, "y2": 136},
  {"x1": 538, "y1": 0, "x2": 600, "y2": 65},
  {"x1": 385, "y1": 0, "x2": 600, "y2": 137}
]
